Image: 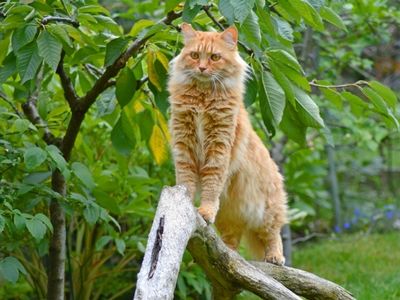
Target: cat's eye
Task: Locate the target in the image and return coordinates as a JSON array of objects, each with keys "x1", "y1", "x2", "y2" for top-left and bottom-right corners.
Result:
[
  {"x1": 190, "y1": 52, "x2": 199, "y2": 59},
  {"x1": 210, "y1": 53, "x2": 221, "y2": 61}
]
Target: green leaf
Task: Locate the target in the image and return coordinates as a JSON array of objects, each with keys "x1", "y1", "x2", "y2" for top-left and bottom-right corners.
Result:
[
  {"x1": 37, "y1": 30, "x2": 62, "y2": 71},
  {"x1": 47, "y1": 24, "x2": 73, "y2": 48},
  {"x1": 93, "y1": 189, "x2": 121, "y2": 214},
  {"x1": 188, "y1": 0, "x2": 208, "y2": 9},
  {"x1": 0, "y1": 215, "x2": 5, "y2": 233},
  {"x1": 182, "y1": 1, "x2": 202, "y2": 23},
  {"x1": 35, "y1": 213, "x2": 53, "y2": 233},
  {"x1": 104, "y1": 38, "x2": 128, "y2": 67},
  {"x1": 280, "y1": 104, "x2": 307, "y2": 145},
  {"x1": 232, "y1": 0, "x2": 256, "y2": 24},
  {"x1": 12, "y1": 24, "x2": 37, "y2": 52},
  {"x1": 23, "y1": 171, "x2": 52, "y2": 184},
  {"x1": 95, "y1": 236, "x2": 112, "y2": 251},
  {"x1": 14, "y1": 119, "x2": 31, "y2": 133},
  {"x1": 115, "y1": 238, "x2": 126, "y2": 255},
  {"x1": 72, "y1": 162, "x2": 95, "y2": 190},
  {"x1": 321, "y1": 87, "x2": 343, "y2": 109},
  {"x1": 0, "y1": 257, "x2": 27, "y2": 283},
  {"x1": 320, "y1": 6, "x2": 347, "y2": 31},
  {"x1": 78, "y1": 5, "x2": 110, "y2": 15},
  {"x1": 116, "y1": 68, "x2": 136, "y2": 107},
  {"x1": 128, "y1": 19, "x2": 155, "y2": 37},
  {"x1": 240, "y1": 10, "x2": 261, "y2": 47},
  {"x1": 268, "y1": 59, "x2": 296, "y2": 106},
  {"x1": 84, "y1": 204, "x2": 100, "y2": 225},
  {"x1": 293, "y1": 86, "x2": 325, "y2": 128},
  {"x1": 14, "y1": 214, "x2": 26, "y2": 231},
  {"x1": 260, "y1": 71, "x2": 286, "y2": 126},
  {"x1": 0, "y1": 32, "x2": 11, "y2": 65},
  {"x1": 24, "y1": 147, "x2": 47, "y2": 170},
  {"x1": 244, "y1": 72, "x2": 258, "y2": 107},
  {"x1": 219, "y1": 0, "x2": 235, "y2": 24},
  {"x1": 16, "y1": 42, "x2": 42, "y2": 83},
  {"x1": 368, "y1": 81, "x2": 397, "y2": 110},
  {"x1": 277, "y1": 63, "x2": 311, "y2": 91},
  {"x1": 96, "y1": 87, "x2": 117, "y2": 117},
  {"x1": 46, "y1": 145, "x2": 70, "y2": 179},
  {"x1": 272, "y1": 15, "x2": 293, "y2": 41},
  {"x1": 291, "y1": 0, "x2": 324, "y2": 31},
  {"x1": 26, "y1": 217, "x2": 47, "y2": 240},
  {"x1": 111, "y1": 112, "x2": 136, "y2": 155},
  {"x1": 0, "y1": 53, "x2": 16, "y2": 83},
  {"x1": 267, "y1": 49, "x2": 303, "y2": 74}
]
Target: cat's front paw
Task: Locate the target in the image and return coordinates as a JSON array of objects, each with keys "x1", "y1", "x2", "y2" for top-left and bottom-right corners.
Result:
[
  {"x1": 264, "y1": 252, "x2": 285, "y2": 266},
  {"x1": 198, "y1": 203, "x2": 218, "y2": 224}
]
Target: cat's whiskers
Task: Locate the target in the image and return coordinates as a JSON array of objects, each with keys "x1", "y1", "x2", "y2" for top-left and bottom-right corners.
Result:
[{"x1": 212, "y1": 73, "x2": 229, "y2": 96}]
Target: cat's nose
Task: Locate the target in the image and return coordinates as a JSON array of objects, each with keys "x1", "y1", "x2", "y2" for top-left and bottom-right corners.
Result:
[{"x1": 199, "y1": 66, "x2": 207, "y2": 72}]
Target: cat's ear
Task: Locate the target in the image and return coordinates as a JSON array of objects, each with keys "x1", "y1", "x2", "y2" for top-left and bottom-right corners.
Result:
[
  {"x1": 221, "y1": 26, "x2": 238, "y2": 47},
  {"x1": 181, "y1": 23, "x2": 197, "y2": 43}
]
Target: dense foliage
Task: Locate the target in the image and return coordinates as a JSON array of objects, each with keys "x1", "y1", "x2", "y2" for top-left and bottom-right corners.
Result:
[{"x1": 0, "y1": 0, "x2": 399, "y2": 298}]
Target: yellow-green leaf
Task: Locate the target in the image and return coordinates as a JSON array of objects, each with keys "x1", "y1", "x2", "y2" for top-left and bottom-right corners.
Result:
[
  {"x1": 147, "y1": 50, "x2": 162, "y2": 91},
  {"x1": 149, "y1": 125, "x2": 168, "y2": 165}
]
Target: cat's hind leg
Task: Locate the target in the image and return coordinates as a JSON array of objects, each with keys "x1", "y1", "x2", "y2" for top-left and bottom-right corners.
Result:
[
  {"x1": 215, "y1": 217, "x2": 244, "y2": 251},
  {"x1": 245, "y1": 227, "x2": 285, "y2": 265}
]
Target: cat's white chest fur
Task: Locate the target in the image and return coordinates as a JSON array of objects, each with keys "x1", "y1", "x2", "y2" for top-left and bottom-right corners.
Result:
[{"x1": 194, "y1": 113, "x2": 205, "y2": 165}]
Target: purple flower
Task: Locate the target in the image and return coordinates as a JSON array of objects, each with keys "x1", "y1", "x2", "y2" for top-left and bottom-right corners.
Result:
[
  {"x1": 343, "y1": 222, "x2": 351, "y2": 229},
  {"x1": 334, "y1": 225, "x2": 341, "y2": 233},
  {"x1": 385, "y1": 210, "x2": 394, "y2": 220},
  {"x1": 354, "y1": 208, "x2": 361, "y2": 216}
]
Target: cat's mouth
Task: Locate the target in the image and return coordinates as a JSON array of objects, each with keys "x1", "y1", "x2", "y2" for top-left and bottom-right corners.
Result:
[{"x1": 193, "y1": 72, "x2": 211, "y2": 82}]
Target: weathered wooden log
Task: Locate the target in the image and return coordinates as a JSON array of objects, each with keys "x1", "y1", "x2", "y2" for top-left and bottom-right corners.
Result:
[{"x1": 134, "y1": 185, "x2": 356, "y2": 300}]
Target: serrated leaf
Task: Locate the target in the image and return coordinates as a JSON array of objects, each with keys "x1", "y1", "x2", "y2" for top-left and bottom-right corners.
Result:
[
  {"x1": 293, "y1": 86, "x2": 325, "y2": 128},
  {"x1": 291, "y1": 0, "x2": 324, "y2": 31},
  {"x1": 104, "y1": 38, "x2": 128, "y2": 67},
  {"x1": 156, "y1": 51, "x2": 170, "y2": 71},
  {"x1": 232, "y1": 0, "x2": 256, "y2": 24},
  {"x1": 12, "y1": 24, "x2": 37, "y2": 52},
  {"x1": 0, "y1": 53, "x2": 16, "y2": 83},
  {"x1": 26, "y1": 218, "x2": 47, "y2": 240},
  {"x1": 24, "y1": 147, "x2": 47, "y2": 170},
  {"x1": 47, "y1": 24, "x2": 73, "y2": 48},
  {"x1": 16, "y1": 42, "x2": 42, "y2": 83},
  {"x1": 272, "y1": 15, "x2": 293, "y2": 41},
  {"x1": 116, "y1": 68, "x2": 136, "y2": 107},
  {"x1": 240, "y1": 10, "x2": 261, "y2": 47},
  {"x1": 267, "y1": 49, "x2": 303, "y2": 74},
  {"x1": 280, "y1": 104, "x2": 307, "y2": 145},
  {"x1": 260, "y1": 71, "x2": 286, "y2": 126},
  {"x1": 182, "y1": 1, "x2": 202, "y2": 23},
  {"x1": 78, "y1": 5, "x2": 110, "y2": 15},
  {"x1": 320, "y1": 6, "x2": 347, "y2": 31},
  {"x1": 72, "y1": 162, "x2": 95, "y2": 190},
  {"x1": 219, "y1": 0, "x2": 235, "y2": 24},
  {"x1": 0, "y1": 32, "x2": 11, "y2": 65},
  {"x1": 368, "y1": 81, "x2": 397, "y2": 110},
  {"x1": 149, "y1": 125, "x2": 168, "y2": 165},
  {"x1": 37, "y1": 30, "x2": 62, "y2": 71},
  {"x1": 268, "y1": 59, "x2": 296, "y2": 106}
]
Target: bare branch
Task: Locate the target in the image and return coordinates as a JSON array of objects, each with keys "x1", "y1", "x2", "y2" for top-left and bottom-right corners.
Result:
[
  {"x1": 41, "y1": 16, "x2": 79, "y2": 27},
  {"x1": 309, "y1": 79, "x2": 370, "y2": 89}
]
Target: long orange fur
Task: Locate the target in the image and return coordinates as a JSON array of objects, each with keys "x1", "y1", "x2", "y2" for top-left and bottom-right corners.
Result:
[{"x1": 168, "y1": 24, "x2": 287, "y2": 264}]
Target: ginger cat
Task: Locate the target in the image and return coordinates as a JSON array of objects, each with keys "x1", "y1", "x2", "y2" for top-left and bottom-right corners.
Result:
[{"x1": 168, "y1": 24, "x2": 287, "y2": 265}]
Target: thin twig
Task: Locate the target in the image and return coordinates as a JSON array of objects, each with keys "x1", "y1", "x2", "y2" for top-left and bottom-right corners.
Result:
[
  {"x1": 309, "y1": 79, "x2": 369, "y2": 89},
  {"x1": 41, "y1": 16, "x2": 79, "y2": 27}
]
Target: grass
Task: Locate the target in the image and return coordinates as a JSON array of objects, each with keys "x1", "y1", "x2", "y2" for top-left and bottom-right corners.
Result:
[{"x1": 293, "y1": 232, "x2": 400, "y2": 300}]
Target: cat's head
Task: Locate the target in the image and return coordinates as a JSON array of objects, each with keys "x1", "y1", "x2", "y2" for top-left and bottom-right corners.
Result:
[{"x1": 170, "y1": 23, "x2": 248, "y2": 88}]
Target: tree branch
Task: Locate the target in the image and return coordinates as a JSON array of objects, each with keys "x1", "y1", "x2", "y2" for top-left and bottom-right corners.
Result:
[
  {"x1": 56, "y1": 52, "x2": 79, "y2": 110},
  {"x1": 135, "y1": 186, "x2": 355, "y2": 299},
  {"x1": 41, "y1": 16, "x2": 79, "y2": 27},
  {"x1": 309, "y1": 79, "x2": 370, "y2": 89},
  {"x1": 78, "y1": 10, "x2": 182, "y2": 114}
]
